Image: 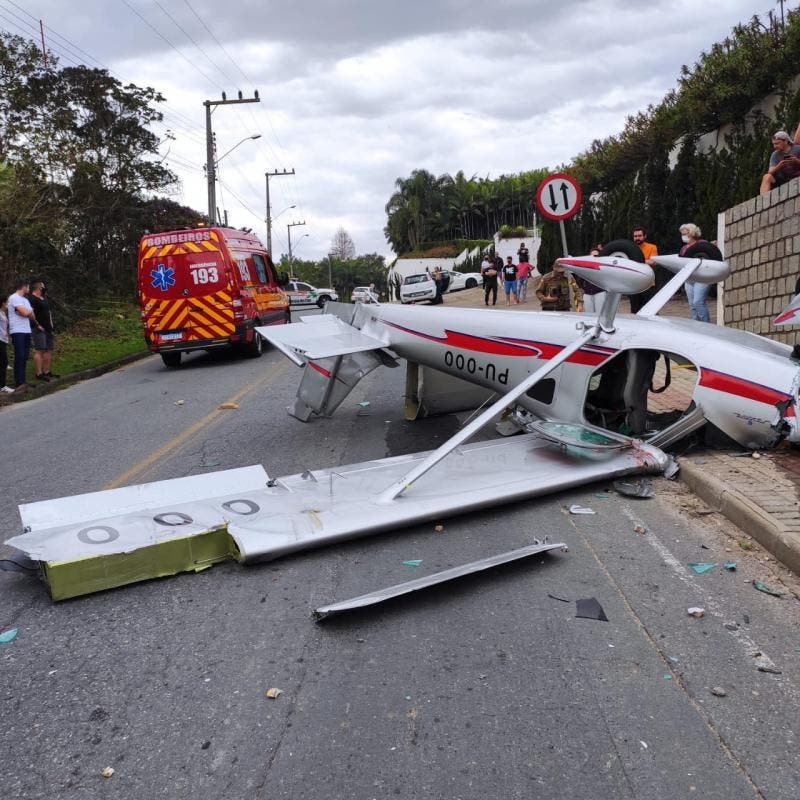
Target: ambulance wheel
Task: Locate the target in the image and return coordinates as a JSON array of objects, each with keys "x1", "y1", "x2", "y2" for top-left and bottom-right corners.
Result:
[
  {"x1": 316, "y1": 294, "x2": 331, "y2": 308},
  {"x1": 599, "y1": 239, "x2": 644, "y2": 262},
  {"x1": 244, "y1": 327, "x2": 263, "y2": 358},
  {"x1": 161, "y1": 351, "x2": 181, "y2": 368}
]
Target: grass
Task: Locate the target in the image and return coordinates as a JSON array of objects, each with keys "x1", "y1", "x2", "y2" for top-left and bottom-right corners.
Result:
[{"x1": 8, "y1": 302, "x2": 147, "y2": 387}]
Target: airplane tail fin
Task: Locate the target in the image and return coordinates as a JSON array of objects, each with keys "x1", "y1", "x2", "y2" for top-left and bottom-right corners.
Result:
[
  {"x1": 257, "y1": 305, "x2": 397, "y2": 421},
  {"x1": 773, "y1": 293, "x2": 800, "y2": 326}
]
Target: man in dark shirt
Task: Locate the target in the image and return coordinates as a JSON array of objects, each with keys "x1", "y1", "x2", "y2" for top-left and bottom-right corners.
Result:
[
  {"x1": 501, "y1": 256, "x2": 518, "y2": 307},
  {"x1": 517, "y1": 242, "x2": 530, "y2": 263},
  {"x1": 28, "y1": 280, "x2": 59, "y2": 381},
  {"x1": 760, "y1": 128, "x2": 800, "y2": 195}
]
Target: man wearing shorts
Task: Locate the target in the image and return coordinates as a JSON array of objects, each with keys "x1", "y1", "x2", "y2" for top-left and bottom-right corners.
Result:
[
  {"x1": 29, "y1": 280, "x2": 58, "y2": 382},
  {"x1": 501, "y1": 257, "x2": 518, "y2": 307}
]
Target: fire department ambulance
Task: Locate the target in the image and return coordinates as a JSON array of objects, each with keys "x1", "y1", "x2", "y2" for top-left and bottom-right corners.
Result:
[{"x1": 137, "y1": 227, "x2": 290, "y2": 366}]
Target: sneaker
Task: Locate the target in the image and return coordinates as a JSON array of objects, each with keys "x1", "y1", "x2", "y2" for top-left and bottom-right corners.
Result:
[
  {"x1": 45, "y1": 372, "x2": 60, "y2": 379},
  {"x1": 0, "y1": 386, "x2": 14, "y2": 393},
  {"x1": 14, "y1": 384, "x2": 28, "y2": 394},
  {"x1": 36, "y1": 374, "x2": 50, "y2": 382}
]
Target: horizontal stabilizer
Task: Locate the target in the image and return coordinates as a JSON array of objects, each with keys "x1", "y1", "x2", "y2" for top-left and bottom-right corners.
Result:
[{"x1": 257, "y1": 315, "x2": 386, "y2": 361}]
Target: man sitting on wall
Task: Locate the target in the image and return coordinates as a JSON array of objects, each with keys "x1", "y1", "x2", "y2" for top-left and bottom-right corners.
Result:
[{"x1": 760, "y1": 127, "x2": 800, "y2": 195}]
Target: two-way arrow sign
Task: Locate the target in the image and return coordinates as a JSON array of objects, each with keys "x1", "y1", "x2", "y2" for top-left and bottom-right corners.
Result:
[{"x1": 536, "y1": 173, "x2": 582, "y2": 222}]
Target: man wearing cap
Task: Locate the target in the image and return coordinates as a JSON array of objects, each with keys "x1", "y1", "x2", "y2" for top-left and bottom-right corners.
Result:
[{"x1": 760, "y1": 127, "x2": 800, "y2": 195}]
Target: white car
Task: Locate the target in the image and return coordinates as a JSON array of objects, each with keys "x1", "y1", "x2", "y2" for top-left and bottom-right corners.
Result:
[
  {"x1": 443, "y1": 270, "x2": 482, "y2": 292},
  {"x1": 351, "y1": 286, "x2": 379, "y2": 303},
  {"x1": 286, "y1": 280, "x2": 339, "y2": 308},
  {"x1": 400, "y1": 274, "x2": 437, "y2": 304}
]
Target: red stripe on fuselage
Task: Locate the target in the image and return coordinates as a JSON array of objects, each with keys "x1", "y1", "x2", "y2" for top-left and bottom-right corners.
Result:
[
  {"x1": 382, "y1": 322, "x2": 612, "y2": 365},
  {"x1": 698, "y1": 368, "x2": 795, "y2": 416}
]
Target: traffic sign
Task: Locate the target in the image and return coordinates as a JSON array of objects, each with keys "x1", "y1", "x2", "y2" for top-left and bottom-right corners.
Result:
[{"x1": 536, "y1": 173, "x2": 583, "y2": 222}]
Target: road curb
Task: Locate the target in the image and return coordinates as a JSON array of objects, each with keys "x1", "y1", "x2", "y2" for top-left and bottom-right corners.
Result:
[
  {"x1": 680, "y1": 457, "x2": 800, "y2": 575},
  {"x1": 1, "y1": 350, "x2": 152, "y2": 406}
]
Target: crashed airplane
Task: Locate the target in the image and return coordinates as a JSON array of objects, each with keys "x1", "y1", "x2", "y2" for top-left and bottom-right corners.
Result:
[{"x1": 7, "y1": 251, "x2": 799, "y2": 600}]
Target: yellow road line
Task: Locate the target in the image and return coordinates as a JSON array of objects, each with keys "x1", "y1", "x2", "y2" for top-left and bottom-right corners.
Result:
[{"x1": 104, "y1": 359, "x2": 289, "y2": 490}]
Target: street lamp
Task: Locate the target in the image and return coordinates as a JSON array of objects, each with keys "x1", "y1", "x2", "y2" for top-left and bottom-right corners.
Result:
[
  {"x1": 215, "y1": 133, "x2": 261, "y2": 165},
  {"x1": 287, "y1": 221, "x2": 307, "y2": 275},
  {"x1": 207, "y1": 133, "x2": 261, "y2": 225}
]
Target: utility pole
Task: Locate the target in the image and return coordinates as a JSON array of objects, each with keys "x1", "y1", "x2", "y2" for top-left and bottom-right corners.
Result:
[
  {"x1": 265, "y1": 168, "x2": 295, "y2": 255},
  {"x1": 204, "y1": 91, "x2": 260, "y2": 224},
  {"x1": 287, "y1": 221, "x2": 306, "y2": 275}
]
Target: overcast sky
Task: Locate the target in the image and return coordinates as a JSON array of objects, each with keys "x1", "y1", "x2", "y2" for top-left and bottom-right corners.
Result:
[{"x1": 0, "y1": 0, "x2": 775, "y2": 260}]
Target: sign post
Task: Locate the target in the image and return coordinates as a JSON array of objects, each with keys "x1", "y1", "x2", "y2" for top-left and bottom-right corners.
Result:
[{"x1": 535, "y1": 173, "x2": 583, "y2": 257}]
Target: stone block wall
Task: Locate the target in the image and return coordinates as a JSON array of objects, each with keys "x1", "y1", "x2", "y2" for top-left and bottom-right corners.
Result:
[{"x1": 722, "y1": 178, "x2": 800, "y2": 343}]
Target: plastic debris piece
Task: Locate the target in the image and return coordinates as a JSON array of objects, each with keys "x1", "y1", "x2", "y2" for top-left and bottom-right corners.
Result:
[
  {"x1": 724, "y1": 562, "x2": 737, "y2": 571},
  {"x1": 593, "y1": 493, "x2": 610, "y2": 499},
  {"x1": 357, "y1": 401, "x2": 370, "y2": 407},
  {"x1": 101, "y1": 767, "x2": 115, "y2": 778},
  {"x1": 218, "y1": 402, "x2": 239, "y2": 410},
  {"x1": 710, "y1": 686, "x2": 727, "y2": 697},
  {"x1": 752, "y1": 580, "x2": 783, "y2": 598},
  {"x1": 266, "y1": 688, "x2": 283, "y2": 699},
  {"x1": 757, "y1": 663, "x2": 782, "y2": 674},
  {"x1": 548, "y1": 593, "x2": 572, "y2": 603},
  {"x1": 724, "y1": 622, "x2": 739, "y2": 631},
  {"x1": 639, "y1": 741, "x2": 648, "y2": 749},
  {"x1": 613, "y1": 477, "x2": 653, "y2": 498},
  {"x1": 633, "y1": 525, "x2": 647, "y2": 535},
  {"x1": 752, "y1": 452, "x2": 761, "y2": 459},
  {"x1": 688, "y1": 562, "x2": 718, "y2": 574},
  {"x1": 401, "y1": 559, "x2": 422, "y2": 568},
  {"x1": 174, "y1": 399, "x2": 185, "y2": 406},
  {"x1": 0, "y1": 628, "x2": 18, "y2": 645},
  {"x1": 575, "y1": 597, "x2": 608, "y2": 622},
  {"x1": 569, "y1": 504, "x2": 596, "y2": 515},
  {"x1": 668, "y1": 656, "x2": 679, "y2": 663},
  {"x1": 434, "y1": 524, "x2": 444, "y2": 533},
  {"x1": 663, "y1": 674, "x2": 672, "y2": 680},
  {"x1": 687, "y1": 607, "x2": 705, "y2": 618}
]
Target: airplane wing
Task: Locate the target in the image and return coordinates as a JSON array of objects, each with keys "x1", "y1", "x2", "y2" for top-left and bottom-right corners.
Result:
[
  {"x1": 8, "y1": 431, "x2": 669, "y2": 601},
  {"x1": 256, "y1": 314, "x2": 387, "y2": 361}
]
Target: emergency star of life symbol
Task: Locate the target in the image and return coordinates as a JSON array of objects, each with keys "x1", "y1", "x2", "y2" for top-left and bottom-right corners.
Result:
[{"x1": 151, "y1": 263, "x2": 176, "y2": 292}]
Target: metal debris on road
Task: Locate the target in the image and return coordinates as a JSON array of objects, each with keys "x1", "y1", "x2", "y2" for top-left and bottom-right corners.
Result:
[
  {"x1": 569, "y1": 504, "x2": 596, "y2": 515},
  {"x1": 752, "y1": 579, "x2": 784, "y2": 598},
  {"x1": 266, "y1": 688, "x2": 283, "y2": 699},
  {"x1": 101, "y1": 767, "x2": 115, "y2": 778},
  {"x1": 613, "y1": 477, "x2": 653, "y2": 498},
  {"x1": 687, "y1": 607, "x2": 705, "y2": 618},
  {"x1": 575, "y1": 597, "x2": 608, "y2": 622},
  {"x1": 633, "y1": 525, "x2": 647, "y2": 535},
  {"x1": 217, "y1": 401, "x2": 239, "y2": 410},
  {"x1": 174, "y1": 399, "x2": 185, "y2": 406},
  {"x1": 688, "y1": 562, "x2": 718, "y2": 574},
  {"x1": 0, "y1": 628, "x2": 18, "y2": 645},
  {"x1": 313, "y1": 542, "x2": 566, "y2": 621},
  {"x1": 724, "y1": 562, "x2": 737, "y2": 571}
]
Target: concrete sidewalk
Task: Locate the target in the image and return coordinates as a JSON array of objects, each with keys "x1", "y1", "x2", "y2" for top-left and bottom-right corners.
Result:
[{"x1": 442, "y1": 285, "x2": 800, "y2": 575}]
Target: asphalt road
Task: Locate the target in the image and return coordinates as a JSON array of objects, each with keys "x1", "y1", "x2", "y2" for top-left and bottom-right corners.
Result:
[{"x1": 2, "y1": 309, "x2": 800, "y2": 800}]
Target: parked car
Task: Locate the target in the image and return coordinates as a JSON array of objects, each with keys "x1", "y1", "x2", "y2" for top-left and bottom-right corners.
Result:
[
  {"x1": 351, "y1": 286, "x2": 379, "y2": 303},
  {"x1": 286, "y1": 280, "x2": 339, "y2": 308},
  {"x1": 443, "y1": 270, "x2": 482, "y2": 292},
  {"x1": 400, "y1": 273, "x2": 437, "y2": 304}
]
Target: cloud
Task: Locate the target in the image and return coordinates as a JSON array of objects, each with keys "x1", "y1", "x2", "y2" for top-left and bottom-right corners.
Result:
[{"x1": 6, "y1": 0, "x2": 763, "y2": 258}]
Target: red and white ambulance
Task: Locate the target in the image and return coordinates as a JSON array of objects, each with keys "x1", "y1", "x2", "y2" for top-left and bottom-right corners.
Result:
[{"x1": 137, "y1": 227, "x2": 290, "y2": 366}]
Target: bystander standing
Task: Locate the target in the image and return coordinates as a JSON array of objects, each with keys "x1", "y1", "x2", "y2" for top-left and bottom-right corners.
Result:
[
  {"x1": 0, "y1": 296, "x2": 13, "y2": 393},
  {"x1": 630, "y1": 226, "x2": 658, "y2": 313},
  {"x1": 7, "y1": 278, "x2": 42, "y2": 393},
  {"x1": 481, "y1": 256, "x2": 498, "y2": 306},
  {"x1": 537, "y1": 262, "x2": 582, "y2": 312},
  {"x1": 501, "y1": 257, "x2": 518, "y2": 307},
  {"x1": 28, "y1": 280, "x2": 59, "y2": 381}
]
